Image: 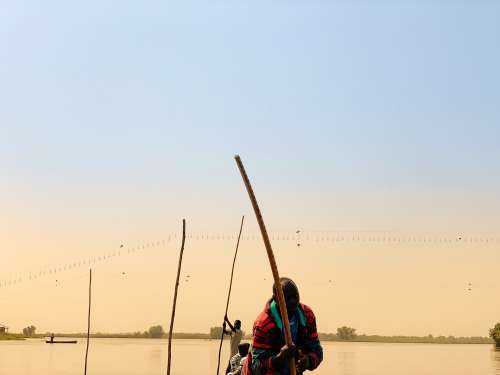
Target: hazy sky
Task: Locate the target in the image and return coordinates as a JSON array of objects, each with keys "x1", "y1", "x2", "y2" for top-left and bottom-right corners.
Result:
[{"x1": 1, "y1": 1, "x2": 499, "y2": 337}]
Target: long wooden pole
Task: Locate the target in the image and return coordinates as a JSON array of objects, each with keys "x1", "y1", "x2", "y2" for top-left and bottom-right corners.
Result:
[
  {"x1": 167, "y1": 219, "x2": 186, "y2": 375},
  {"x1": 84, "y1": 268, "x2": 92, "y2": 375},
  {"x1": 216, "y1": 215, "x2": 245, "y2": 375},
  {"x1": 234, "y1": 155, "x2": 296, "y2": 375}
]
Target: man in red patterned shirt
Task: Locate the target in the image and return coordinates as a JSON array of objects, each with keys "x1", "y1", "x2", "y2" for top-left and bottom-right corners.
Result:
[{"x1": 242, "y1": 277, "x2": 323, "y2": 375}]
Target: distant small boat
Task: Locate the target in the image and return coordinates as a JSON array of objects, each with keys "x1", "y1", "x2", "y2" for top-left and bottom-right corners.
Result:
[{"x1": 46, "y1": 340, "x2": 77, "y2": 344}]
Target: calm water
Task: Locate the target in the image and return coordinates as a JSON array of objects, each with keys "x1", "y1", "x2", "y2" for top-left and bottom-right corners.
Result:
[{"x1": 0, "y1": 339, "x2": 498, "y2": 375}]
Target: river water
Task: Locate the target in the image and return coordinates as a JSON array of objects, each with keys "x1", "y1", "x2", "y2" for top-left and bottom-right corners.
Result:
[{"x1": 0, "y1": 339, "x2": 498, "y2": 374}]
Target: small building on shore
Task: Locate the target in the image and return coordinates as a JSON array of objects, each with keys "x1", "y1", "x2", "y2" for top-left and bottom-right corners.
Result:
[{"x1": 0, "y1": 324, "x2": 9, "y2": 334}]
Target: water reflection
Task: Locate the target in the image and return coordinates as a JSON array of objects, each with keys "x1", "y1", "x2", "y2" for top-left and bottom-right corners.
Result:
[
  {"x1": 0, "y1": 340, "x2": 496, "y2": 375},
  {"x1": 336, "y1": 350, "x2": 356, "y2": 375},
  {"x1": 149, "y1": 348, "x2": 162, "y2": 361},
  {"x1": 493, "y1": 347, "x2": 500, "y2": 375}
]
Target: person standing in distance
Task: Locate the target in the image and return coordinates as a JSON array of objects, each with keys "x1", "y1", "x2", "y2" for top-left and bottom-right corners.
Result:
[{"x1": 224, "y1": 316, "x2": 243, "y2": 373}]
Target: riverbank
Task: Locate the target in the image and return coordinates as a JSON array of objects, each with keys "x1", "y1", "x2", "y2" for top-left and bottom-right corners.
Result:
[
  {"x1": 30, "y1": 332, "x2": 212, "y2": 340},
  {"x1": 23, "y1": 332, "x2": 494, "y2": 344},
  {"x1": 318, "y1": 333, "x2": 493, "y2": 344},
  {"x1": 0, "y1": 334, "x2": 25, "y2": 340}
]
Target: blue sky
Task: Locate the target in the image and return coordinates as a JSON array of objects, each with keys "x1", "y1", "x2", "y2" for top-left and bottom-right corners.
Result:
[
  {"x1": 2, "y1": 1, "x2": 499, "y2": 232},
  {"x1": 2, "y1": 1, "x2": 499, "y2": 191},
  {"x1": 1, "y1": 1, "x2": 499, "y2": 334}
]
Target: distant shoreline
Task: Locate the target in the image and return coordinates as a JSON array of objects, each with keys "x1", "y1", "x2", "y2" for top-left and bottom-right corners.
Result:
[
  {"x1": 5, "y1": 332, "x2": 492, "y2": 345},
  {"x1": 0, "y1": 334, "x2": 25, "y2": 341},
  {"x1": 318, "y1": 333, "x2": 493, "y2": 345}
]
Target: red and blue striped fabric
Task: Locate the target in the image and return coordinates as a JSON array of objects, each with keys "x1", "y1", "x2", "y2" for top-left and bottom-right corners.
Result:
[{"x1": 242, "y1": 300, "x2": 323, "y2": 375}]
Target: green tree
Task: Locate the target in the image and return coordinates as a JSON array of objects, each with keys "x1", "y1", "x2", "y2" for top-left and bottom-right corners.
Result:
[
  {"x1": 22, "y1": 325, "x2": 36, "y2": 337},
  {"x1": 489, "y1": 323, "x2": 500, "y2": 343},
  {"x1": 337, "y1": 326, "x2": 357, "y2": 340},
  {"x1": 148, "y1": 325, "x2": 165, "y2": 338}
]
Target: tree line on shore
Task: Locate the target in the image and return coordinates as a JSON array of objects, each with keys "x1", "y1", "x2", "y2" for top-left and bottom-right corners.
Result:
[
  {"x1": 4, "y1": 323, "x2": 499, "y2": 345},
  {"x1": 320, "y1": 327, "x2": 493, "y2": 344}
]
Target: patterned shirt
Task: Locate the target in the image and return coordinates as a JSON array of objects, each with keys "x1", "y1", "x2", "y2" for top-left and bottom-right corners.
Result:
[
  {"x1": 242, "y1": 300, "x2": 323, "y2": 375},
  {"x1": 229, "y1": 352, "x2": 248, "y2": 375}
]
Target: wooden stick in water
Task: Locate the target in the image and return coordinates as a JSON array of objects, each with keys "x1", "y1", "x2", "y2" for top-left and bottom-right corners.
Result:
[
  {"x1": 84, "y1": 268, "x2": 92, "y2": 375},
  {"x1": 167, "y1": 219, "x2": 186, "y2": 375},
  {"x1": 234, "y1": 155, "x2": 296, "y2": 375},
  {"x1": 216, "y1": 215, "x2": 245, "y2": 375}
]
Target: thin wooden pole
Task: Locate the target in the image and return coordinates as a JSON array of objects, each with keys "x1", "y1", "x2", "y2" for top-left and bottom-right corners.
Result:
[
  {"x1": 216, "y1": 215, "x2": 245, "y2": 375},
  {"x1": 84, "y1": 268, "x2": 92, "y2": 375},
  {"x1": 234, "y1": 155, "x2": 296, "y2": 375},
  {"x1": 167, "y1": 219, "x2": 186, "y2": 375}
]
